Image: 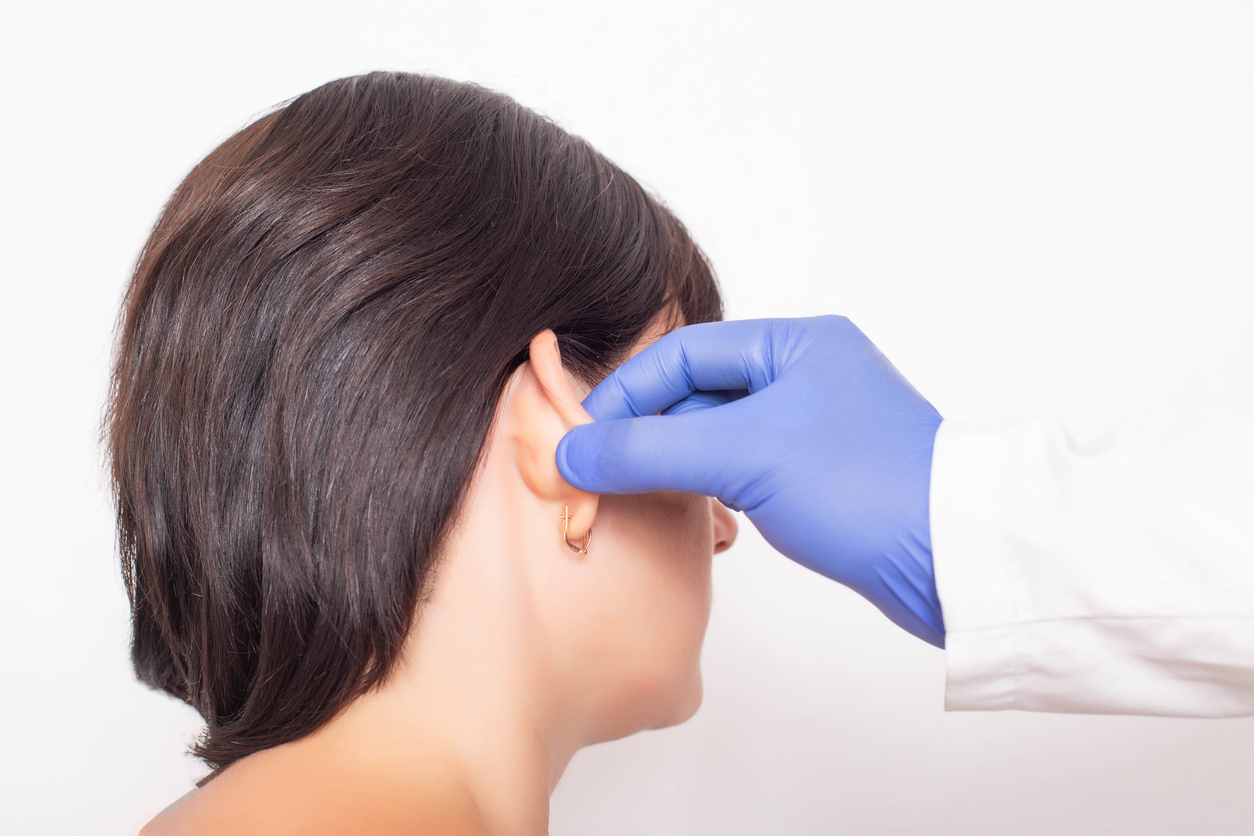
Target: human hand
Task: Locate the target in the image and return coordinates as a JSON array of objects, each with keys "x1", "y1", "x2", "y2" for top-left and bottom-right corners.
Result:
[{"x1": 556, "y1": 316, "x2": 946, "y2": 647}]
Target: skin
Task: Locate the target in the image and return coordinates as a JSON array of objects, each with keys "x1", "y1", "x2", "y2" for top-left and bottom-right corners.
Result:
[{"x1": 143, "y1": 322, "x2": 738, "y2": 835}]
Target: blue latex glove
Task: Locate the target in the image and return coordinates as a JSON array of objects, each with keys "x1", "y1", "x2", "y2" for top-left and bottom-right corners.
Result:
[{"x1": 556, "y1": 316, "x2": 946, "y2": 647}]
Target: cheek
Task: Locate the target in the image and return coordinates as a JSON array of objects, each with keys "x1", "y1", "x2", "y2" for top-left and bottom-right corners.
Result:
[
  {"x1": 592, "y1": 493, "x2": 713, "y2": 695},
  {"x1": 602, "y1": 490, "x2": 712, "y2": 607}
]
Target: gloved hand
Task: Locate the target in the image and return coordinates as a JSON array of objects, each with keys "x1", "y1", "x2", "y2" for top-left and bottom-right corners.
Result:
[{"x1": 556, "y1": 316, "x2": 946, "y2": 647}]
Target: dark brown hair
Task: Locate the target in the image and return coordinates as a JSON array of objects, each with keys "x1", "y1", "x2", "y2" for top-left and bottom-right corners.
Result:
[{"x1": 107, "y1": 72, "x2": 720, "y2": 777}]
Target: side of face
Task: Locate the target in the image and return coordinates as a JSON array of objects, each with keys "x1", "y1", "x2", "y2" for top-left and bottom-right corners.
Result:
[
  {"x1": 559, "y1": 489, "x2": 732, "y2": 740},
  {"x1": 499, "y1": 327, "x2": 737, "y2": 746}
]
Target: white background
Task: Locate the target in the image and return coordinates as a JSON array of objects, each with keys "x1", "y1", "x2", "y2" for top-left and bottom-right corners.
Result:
[{"x1": 3, "y1": 1, "x2": 1253, "y2": 833}]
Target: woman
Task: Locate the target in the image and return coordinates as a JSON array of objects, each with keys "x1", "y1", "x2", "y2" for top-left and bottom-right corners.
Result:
[{"x1": 108, "y1": 72, "x2": 737, "y2": 834}]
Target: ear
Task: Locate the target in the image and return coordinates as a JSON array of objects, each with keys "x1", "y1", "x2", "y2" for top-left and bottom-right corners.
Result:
[{"x1": 506, "y1": 330, "x2": 599, "y2": 544}]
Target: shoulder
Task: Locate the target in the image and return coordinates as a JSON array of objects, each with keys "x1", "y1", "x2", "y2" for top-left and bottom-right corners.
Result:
[{"x1": 139, "y1": 752, "x2": 484, "y2": 836}]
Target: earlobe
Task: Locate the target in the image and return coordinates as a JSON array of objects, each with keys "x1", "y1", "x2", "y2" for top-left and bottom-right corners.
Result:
[{"x1": 507, "y1": 330, "x2": 599, "y2": 542}]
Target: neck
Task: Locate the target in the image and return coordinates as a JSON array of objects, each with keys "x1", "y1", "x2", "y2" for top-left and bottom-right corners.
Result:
[{"x1": 314, "y1": 471, "x2": 582, "y2": 835}]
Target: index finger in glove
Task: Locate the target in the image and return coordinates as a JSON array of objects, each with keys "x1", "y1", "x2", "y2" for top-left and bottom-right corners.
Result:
[{"x1": 582, "y1": 319, "x2": 785, "y2": 421}]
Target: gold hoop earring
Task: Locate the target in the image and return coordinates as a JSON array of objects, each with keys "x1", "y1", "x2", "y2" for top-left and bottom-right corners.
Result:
[{"x1": 561, "y1": 504, "x2": 592, "y2": 555}]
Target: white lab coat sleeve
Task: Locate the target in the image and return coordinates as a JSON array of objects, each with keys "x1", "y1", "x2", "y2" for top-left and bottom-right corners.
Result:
[{"x1": 930, "y1": 395, "x2": 1254, "y2": 717}]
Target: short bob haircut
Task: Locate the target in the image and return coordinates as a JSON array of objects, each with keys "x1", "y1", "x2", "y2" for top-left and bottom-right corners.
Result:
[{"x1": 107, "y1": 72, "x2": 721, "y2": 777}]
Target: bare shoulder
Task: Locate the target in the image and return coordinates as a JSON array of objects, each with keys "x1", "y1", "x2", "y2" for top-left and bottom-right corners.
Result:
[
  {"x1": 139, "y1": 746, "x2": 484, "y2": 836},
  {"x1": 138, "y1": 788, "x2": 197, "y2": 836}
]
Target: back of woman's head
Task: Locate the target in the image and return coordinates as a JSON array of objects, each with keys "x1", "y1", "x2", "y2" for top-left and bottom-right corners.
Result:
[{"x1": 107, "y1": 71, "x2": 721, "y2": 776}]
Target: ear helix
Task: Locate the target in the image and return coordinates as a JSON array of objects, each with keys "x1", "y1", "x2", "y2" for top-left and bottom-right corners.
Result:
[{"x1": 561, "y1": 504, "x2": 592, "y2": 555}]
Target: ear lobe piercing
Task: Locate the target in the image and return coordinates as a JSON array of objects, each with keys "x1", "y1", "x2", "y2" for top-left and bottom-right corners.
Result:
[{"x1": 561, "y1": 504, "x2": 592, "y2": 555}]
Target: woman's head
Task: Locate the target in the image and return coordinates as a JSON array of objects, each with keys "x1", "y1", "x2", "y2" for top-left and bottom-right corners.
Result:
[{"x1": 108, "y1": 72, "x2": 726, "y2": 775}]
